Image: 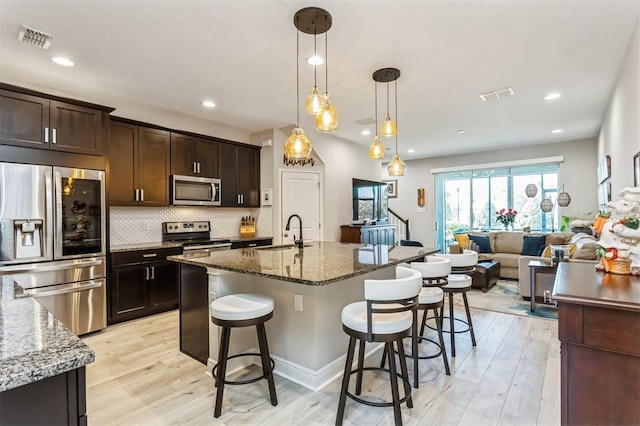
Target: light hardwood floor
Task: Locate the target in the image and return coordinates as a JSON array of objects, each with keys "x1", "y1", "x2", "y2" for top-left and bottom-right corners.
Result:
[{"x1": 82, "y1": 300, "x2": 560, "y2": 425}]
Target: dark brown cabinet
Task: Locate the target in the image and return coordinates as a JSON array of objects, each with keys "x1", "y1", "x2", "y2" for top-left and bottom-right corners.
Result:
[
  {"x1": 109, "y1": 247, "x2": 181, "y2": 324},
  {"x1": 218, "y1": 142, "x2": 260, "y2": 207},
  {"x1": 340, "y1": 224, "x2": 396, "y2": 245},
  {"x1": 170, "y1": 132, "x2": 218, "y2": 178},
  {"x1": 179, "y1": 263, "x2": 209, "y2": 365},
  {"x1": 108, "y1": 121, "x2": 170, "y2": 206},
  {"x1": 0, "y1": 88, "x2": 106, "y2": 156}
]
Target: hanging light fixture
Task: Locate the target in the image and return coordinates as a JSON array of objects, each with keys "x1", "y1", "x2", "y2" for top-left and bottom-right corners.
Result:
[
  {"x1": 372, "y1": 68, "x2": 405, "y2": 176},
  {"x1": 525, "y1": 183, "x2": 538, "y2": 198},
  {"x1": 369, "y1": 72, "x2": 384, "y2": 160},
  {"x1": 380, "y1": 69, "x2": 398, "y2": 137},
  {"x1": 557, "y1": 185, "x2": 572, "y2": 207},
  {"x1": 540, "y1": 198, "x2": 554, "y2": 212},
  {"x1": 305, "y1": 31, "x2": 322, "y2": 115},
  {"x1": 284, "y1": 27, "x2": 312, "y2": 159},
  {"x1": 316, "y1": 29, "x2": 338, "y2": 132}
]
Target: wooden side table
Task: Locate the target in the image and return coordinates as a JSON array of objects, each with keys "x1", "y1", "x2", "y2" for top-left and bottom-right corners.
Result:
[{"x1": 528, "y1": 260, "x2": 557, "y2": 312}]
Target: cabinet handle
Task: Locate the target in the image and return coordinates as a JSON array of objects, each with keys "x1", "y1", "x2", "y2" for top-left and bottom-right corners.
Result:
[
  {"x1": 237, "y1": 194, "x2": 240, "y2": 204},
  {"x1": 140, "y1": 189, "x2": 144, "y2": 202},
  {"x1": 52, "y1": 128, "x2": 57, "y2": 144},
  {"x1": 193, "y1": 162, "x2": 197, "y2": 174},
  {"x1": 145, "y1": 267, "x2": 150, "y2": 280},
  {"x1": 142, "y1": 253, "x2": 157, "y2": 258},
  {"x1": 197, "y1": 163, "x2": 201, "y2": 174},
  {"x1": 150, "y1": 266, "x2": 155, "y2": 280},
  {"x1": 240, "y1": 194, "x2": 244, "y2": 204},
  {"x1": 44, "y1": 127, "x2": 49, "y2": 143},
  {"x1": 249, "y1": 243, "x2": 257, "y2": 247},
  {"x1": 135, "y1": 189, "x2": 139, "y2": 201}
]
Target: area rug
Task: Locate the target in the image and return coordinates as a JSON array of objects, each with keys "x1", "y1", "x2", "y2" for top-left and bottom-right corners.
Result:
[{"x1": 463, "y1": 279, "x2": 558, "y2": 320}]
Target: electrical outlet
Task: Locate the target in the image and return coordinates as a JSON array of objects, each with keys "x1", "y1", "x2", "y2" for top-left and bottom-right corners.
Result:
[
  {"x1": 142, "y1": 221, "x2": 150, "y2": 231},
  {"x1": 209, "y1": 292, "x2": 216, "y2": 302},
  {"x1": 294, "y1": 294, "x2": 303, "y2": 311}
]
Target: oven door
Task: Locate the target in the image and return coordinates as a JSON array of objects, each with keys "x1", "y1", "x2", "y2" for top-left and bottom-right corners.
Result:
[
  {"x1": 171, "y1": 175, "x2": 221, "y2": 206},
  {"x1": 54, "y1": 167, "x2": 106, "y2": 259}
]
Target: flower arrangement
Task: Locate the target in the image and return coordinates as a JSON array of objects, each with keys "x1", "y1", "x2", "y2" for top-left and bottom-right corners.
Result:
[{"x1": 495, "y1": 208, "x2": 518, "y2": 227}]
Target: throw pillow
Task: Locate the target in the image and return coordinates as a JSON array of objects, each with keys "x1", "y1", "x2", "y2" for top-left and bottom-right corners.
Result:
[
  {"x1": 521, "y1": 235, "x2": 547, "y2": 256},
  {"x1": 468, "y1": 234, "x2": 492, "y2": 253},
  {"x1": 454, "y1": 234, "x2": 469, "y2": 250},
  {"x1": 546, "y1": 234, "x2": 569, "y2": 245},
  {"x1": 449, "y1": 243, "x2": 462, "y2": 254},
  {"x1": 541, "y1": 244, "x2": 576, "y2": 258}
]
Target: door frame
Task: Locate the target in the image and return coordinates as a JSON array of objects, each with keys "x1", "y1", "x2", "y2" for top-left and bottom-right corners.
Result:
[{"x1": 277, "y1": 169, "x2": 324, "y2": 245}]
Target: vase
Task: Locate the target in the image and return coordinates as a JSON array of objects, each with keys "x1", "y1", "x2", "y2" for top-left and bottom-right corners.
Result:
[{"x1": 503, "y1": 224, "x2": 513, "y2": 232}]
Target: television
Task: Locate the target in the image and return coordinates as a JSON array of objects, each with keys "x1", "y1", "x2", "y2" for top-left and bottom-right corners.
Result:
[{"x1": 352, "y1": 178, "x2": 389, "y2": 223}]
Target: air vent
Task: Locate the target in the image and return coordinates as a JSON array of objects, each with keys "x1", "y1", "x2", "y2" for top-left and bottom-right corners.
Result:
[
  {"x1": 480, "y1": 87, "x2": 514, "y2": 101},
  {"x1": 17, "y1": 25, "x2": 54, "y2": 49},
  {"x1": 355, "y1": 117, "x2": 376, "y2": 126}
]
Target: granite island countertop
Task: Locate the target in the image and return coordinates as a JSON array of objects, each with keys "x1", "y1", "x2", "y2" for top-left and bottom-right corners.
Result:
[
  {"x1": 168, "y1": 241, "x2": 437, "y2": 286},
  {"x1": 0, "y1": 278, "x2": 95, "y2": 392}
]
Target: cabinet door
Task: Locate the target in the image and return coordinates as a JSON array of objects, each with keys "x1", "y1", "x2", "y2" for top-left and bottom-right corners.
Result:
[
  {"x1": 195, "y1": 138, "x2": 218, "y2": 178},
  {"x1": 109, "y1": 122, "x2": 138, "y2": 205},
  {"x1": 237, "y1": 145, "x2": 260, "y2": 206},
  {"x1": 138, "y1": 127, "x2": 170, "y2": 206},
  {"x1": 50, "y1": 101, "x2": 103, "y2": 155},
  {"x1": 0, "y1": 90, "x2": 49, "y2": 149},
  {"x1": 149, "y1": 261, "x2": 179, "y2": 312},
  {"x1": 170, "y1": 132, "x2": 196, "y2": 176},
  {"x1": 179, "y1": 264, "x2": 209, "y2": 364},
  {"x1": 111, "y1": 264, "x2": 148, "y2": 322},
  {"x1": 218, "y1": 142, "x2": 240, "y2": 206}
]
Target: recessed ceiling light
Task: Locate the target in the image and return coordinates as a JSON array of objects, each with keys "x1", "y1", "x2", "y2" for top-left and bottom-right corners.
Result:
[
  {"x1": 456, "y1": 129, "x2": 465, "y2": 134},
  {"x1": 361, "y1": 129, "x2": 371, "y2": 136},
  {"x1": 51, "y1": 57, "x2": 74, "y2": 67},
  {"x1": 306, "y1": 56, "x2": 324, "y2": 66},
  {"x1": 202, "y1": 100, "x2": 216, "y2": 108},
  {"x1": 551, "y1": 129, "x2": 564, "y2": 134},
  {"x1": 544, "y1": 92, "x2": 561, "y2": 100},
  {"x1": 407, "y1": 149, "x2": 415, "y2": 153}
]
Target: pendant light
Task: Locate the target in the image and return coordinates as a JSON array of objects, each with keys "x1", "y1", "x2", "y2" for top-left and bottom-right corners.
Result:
[
  {"x1": 525, "y1": 183, "x2": 538, "y2": 198},
  {"x1": 305, "y1": 32, "x2": 322, "y2": 115},
  {"x1": 316, "y1": 31, "x2": 338, "y2": 132},
  {"x1": 368, "y1": 75, "x2": 384, "y2": 159},
  {"x1": 373, "y1": 68, "x2": 404, "y2": 175},
  {"x1": 380, "y1": 70, "x2": 398, "y2": 137},
  {"x1": 284, "y1": 29, "x2": 312, "y2": 159},
  {"x1": 557, "y1": 185, "x2": 572, "y2": 207}
]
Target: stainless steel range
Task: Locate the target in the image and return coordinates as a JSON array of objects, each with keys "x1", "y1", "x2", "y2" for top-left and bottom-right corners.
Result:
[
  {"x1": 0, "y1": 162, "x2": 106, "y2": 335},
  {"x1": 162, "y1": 221, "x2": 231, "y2": 254}
]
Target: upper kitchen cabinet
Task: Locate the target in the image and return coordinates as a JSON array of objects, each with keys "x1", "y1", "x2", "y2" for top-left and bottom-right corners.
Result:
[
  {"x1": 218, "y1": 142, "x2": 260, "y2": 207},
  {"x1": 109, "y1": 121, "x2": 170, "y2": 206},
  {"x1": 0, "y1": 85, "x2": 111, "y2": 156},
  {"x1": 170, "y1": 133, "x2": 218, "y2": 178}
]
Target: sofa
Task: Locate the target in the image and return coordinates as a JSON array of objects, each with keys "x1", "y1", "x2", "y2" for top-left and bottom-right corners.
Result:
[{"x1": 452, "y1": 231, "x2": 598, "y2": 299}]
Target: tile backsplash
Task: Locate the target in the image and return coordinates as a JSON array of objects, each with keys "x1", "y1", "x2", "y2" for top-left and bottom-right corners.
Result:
[{"x1": 109, "y1": 206, "x2": 272, "y2": 246}]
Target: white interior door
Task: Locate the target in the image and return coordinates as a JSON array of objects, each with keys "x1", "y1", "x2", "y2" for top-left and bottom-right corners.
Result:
[{"x1": 281, "y1": 171, "x2": 321, "y2": 245}]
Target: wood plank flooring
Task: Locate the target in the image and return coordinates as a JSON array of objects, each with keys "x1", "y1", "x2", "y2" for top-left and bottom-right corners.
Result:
[{"x1": 81, "y1": 299, "x2": 560, "y2": 425}]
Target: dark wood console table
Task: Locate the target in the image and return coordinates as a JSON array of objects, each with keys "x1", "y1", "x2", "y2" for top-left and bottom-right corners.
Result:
[{"x1": 552, "y1": 262, "x2": 640, "y2": 425}]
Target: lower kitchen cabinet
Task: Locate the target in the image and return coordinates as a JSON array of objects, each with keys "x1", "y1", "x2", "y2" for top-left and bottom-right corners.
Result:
[
  {"x1": 109, "y1": 247, "x2": 181, "y2": 324},
  {"x1": 179, "y1": 263, "x2": 209, "y2": 365},
  {"x1": 340, "y1": 224, "x2": 396, "y2": 245}
]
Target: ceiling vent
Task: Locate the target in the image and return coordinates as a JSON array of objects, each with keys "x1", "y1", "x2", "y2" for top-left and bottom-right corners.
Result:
[
  {"x1": 17, "y1": 25, "x2": 54, "y2": 49},
  {"x1": 480, "y1": 87, "x2": 514, "y2": 101},
  {"x1": 355, "y1": 117, "x2": 376, "y2": 126}
]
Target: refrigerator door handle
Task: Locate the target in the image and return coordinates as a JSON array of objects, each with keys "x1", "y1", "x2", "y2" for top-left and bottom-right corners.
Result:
[
  {"x1": 24, "y1": 279, "x2": 103, "y2": 297},
  {"x1": 53, "y1": 169, "x2": 63, "y2": 259},
  {"x1": 0, "y1": 258, "x2": 102, "y2": 274}
]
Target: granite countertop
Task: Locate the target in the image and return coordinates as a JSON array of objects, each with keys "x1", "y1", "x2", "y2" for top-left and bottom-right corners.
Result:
[
  {"x1": 0, "y1": 278, "x2": 95, "y2": 392},
  {"x1": 168, "y1": 241, "x2": 437, "y2": 286},
  {"x1": 553, "y1": 262, "x2": 640, "y2": 311},
  {"x1": 110, "y1": 236, "x2": 273, "y2": 253}
]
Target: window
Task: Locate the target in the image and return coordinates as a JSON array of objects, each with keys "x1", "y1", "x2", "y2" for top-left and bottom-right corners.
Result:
[{"x1": 435, "y1": 163, "x2": 559, "y2": 250}]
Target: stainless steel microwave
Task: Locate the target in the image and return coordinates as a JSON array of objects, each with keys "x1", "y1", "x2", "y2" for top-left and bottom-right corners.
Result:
[{"x1": 171, "y1": 175, "x2": 221, "y2": 206}]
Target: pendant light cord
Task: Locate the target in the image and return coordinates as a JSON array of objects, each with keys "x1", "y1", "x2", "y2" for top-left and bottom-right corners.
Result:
[
  {"x1": 296, "y1": 30, "x2": 300, "y2": 127},
  {"x1": 394, "y1": 78, "x2": 398, "y2": 153},
  {"x1": 313, "y1": 32, "x2": 317, "y2": 87},
  {"x1": 324, "y1": 30, "x2": 329, "y2": 95},
  {"x1": 375, "y1": 80, "x2": 378, "y2": 133},
  {"x1": 386, "y1": 81, "x2": 390, "y2": 118}
]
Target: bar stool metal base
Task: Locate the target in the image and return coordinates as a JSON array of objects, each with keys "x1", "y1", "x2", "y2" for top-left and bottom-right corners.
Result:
[{"x1": 426, "y1": 289, "x2": 476, "y2": 357}]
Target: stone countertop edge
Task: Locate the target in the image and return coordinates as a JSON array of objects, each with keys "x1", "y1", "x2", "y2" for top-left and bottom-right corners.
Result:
[
  {"x1": 110, "y1": 236, "x2": 274, "y2": 253},
  {"x1": 0, "y1": 290, "x2": 95, "y2": 392}
]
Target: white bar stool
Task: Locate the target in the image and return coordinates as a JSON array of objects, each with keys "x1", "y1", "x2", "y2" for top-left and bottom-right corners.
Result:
[
  {"x1": 336, "y1": 266, "x2": 422, "y2": 426},
  {"x1": 210, "y1": 293, "x2": 277, "y2": 418}
]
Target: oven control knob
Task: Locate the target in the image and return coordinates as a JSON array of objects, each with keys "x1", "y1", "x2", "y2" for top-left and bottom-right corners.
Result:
[{"x1": 198, "y1": 225, "x2": 202, "y2": 228}]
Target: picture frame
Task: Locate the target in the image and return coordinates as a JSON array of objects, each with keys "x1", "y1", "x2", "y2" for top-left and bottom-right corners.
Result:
[
  {"x1": 597, "y1": 155, "x2": 611, "y2": 184},
  {"x1": 383, "y1": 179, "x2": 398, "y2": 198},
  {"x1": 261, "y1": 189, "x2": 272, "y2": 206},
  {"x1": 598, "y1": 182, "x2": 612, "y2": 206},
  {"x1": 634, "y1": 151, "x2": 640, "y2": 187}
]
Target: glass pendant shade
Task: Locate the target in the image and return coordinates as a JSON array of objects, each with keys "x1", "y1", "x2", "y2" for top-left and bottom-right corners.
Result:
[
  {"x1": 557, "y1": 191, "x2": 571, "y2": 207},
  {"x1": 540, "y1": 198, "x2": 554, "y2": 213},
  {"x1": 284, "y1": 128, "x2": 312, "y2": 159},
  {"x1": 525, "y1": 183, "x2": 538, "y2": 198},
  {"x1": 369, "y1": 135, "x2": 384, "y2": 160},
  {"x1": 387, "y1": 153, "x2": 406, "y2": 176},
  {"x1": 380, "y1": 115, "x2": 397, "y2": 137},
  {"x1": 305, "y1": 86, "x2": 322, "y2": 114},
  {"x1": 316, "y1": 95, "x2": 338, "y2": 132}
]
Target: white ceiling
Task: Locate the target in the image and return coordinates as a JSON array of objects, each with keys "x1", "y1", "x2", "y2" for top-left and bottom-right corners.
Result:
[{"x1": 1, "y1": 0, "x2": 638, "y2": 160}]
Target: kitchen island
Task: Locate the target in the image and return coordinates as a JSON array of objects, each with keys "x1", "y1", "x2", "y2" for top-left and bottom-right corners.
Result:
[
  {"x1": 0, "y1": 277, "x2": 95, "y2": 424},
  {"x1": 170, "y1": 241, "x2": 435, "y2": 390}
]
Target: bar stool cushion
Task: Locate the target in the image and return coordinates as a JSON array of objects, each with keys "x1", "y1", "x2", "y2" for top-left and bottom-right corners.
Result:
[
  {"x1": 419, "y1": 287, "x2": 444, "y2": 304},
  {"x1": 211, "y1": 293, "x2": 274, "y2": 321},
  {"x1": 410, "y1": 256, "x2": 451, "y2": 278},
  {"x1": 341, "y1": 302, "x2": 413, "y2": 335},
  {"x1": 436, "y1": 250, "x2": 478, "y2": 268},
  {"x1": 443, "y1": 274, "x2": 472, "y2": 289}
]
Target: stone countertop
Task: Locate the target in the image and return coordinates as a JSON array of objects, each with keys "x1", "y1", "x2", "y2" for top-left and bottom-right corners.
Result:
[
  {"x1": 168, "y1": 241, "x2": 437, "y2": 286},
  {"x1": 110, "y1": 237, "x2": 273, "y2": 253},
  {"x1": 0, "y1": 278, "x2": 95, "y2": 392},
  {"x1": 553, "y1": 262, "x2": 640, "y2": 311}
]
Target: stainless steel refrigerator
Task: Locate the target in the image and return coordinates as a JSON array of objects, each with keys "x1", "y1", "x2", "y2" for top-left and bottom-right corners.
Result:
[{"x1": 0, "y1": 162, "x2": 107, "y2": 335}]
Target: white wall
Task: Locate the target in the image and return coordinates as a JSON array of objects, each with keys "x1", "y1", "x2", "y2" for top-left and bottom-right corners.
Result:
[
  {"x1": 598, "y1": 17, "x2": 639, "y2": 194},
  {"x1": 383, "y1": 138, "x2": 598, "y2": 248}
]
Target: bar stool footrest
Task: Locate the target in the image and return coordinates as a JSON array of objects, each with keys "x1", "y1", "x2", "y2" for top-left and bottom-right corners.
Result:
[
  {"x1": 425, "y1": 316, "x2": 471, "y2": 334},
  {"x1": 346, "y1": 367, "x2": 411, "y2": 408},
  {"x1": 213, "y1": 352, "x2": 276, "y2": 386}
]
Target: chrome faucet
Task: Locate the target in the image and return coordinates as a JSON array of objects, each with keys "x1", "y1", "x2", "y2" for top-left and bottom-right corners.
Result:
[{"x1": 285, "y1": 214, "x2": 304, "y2": 249}]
